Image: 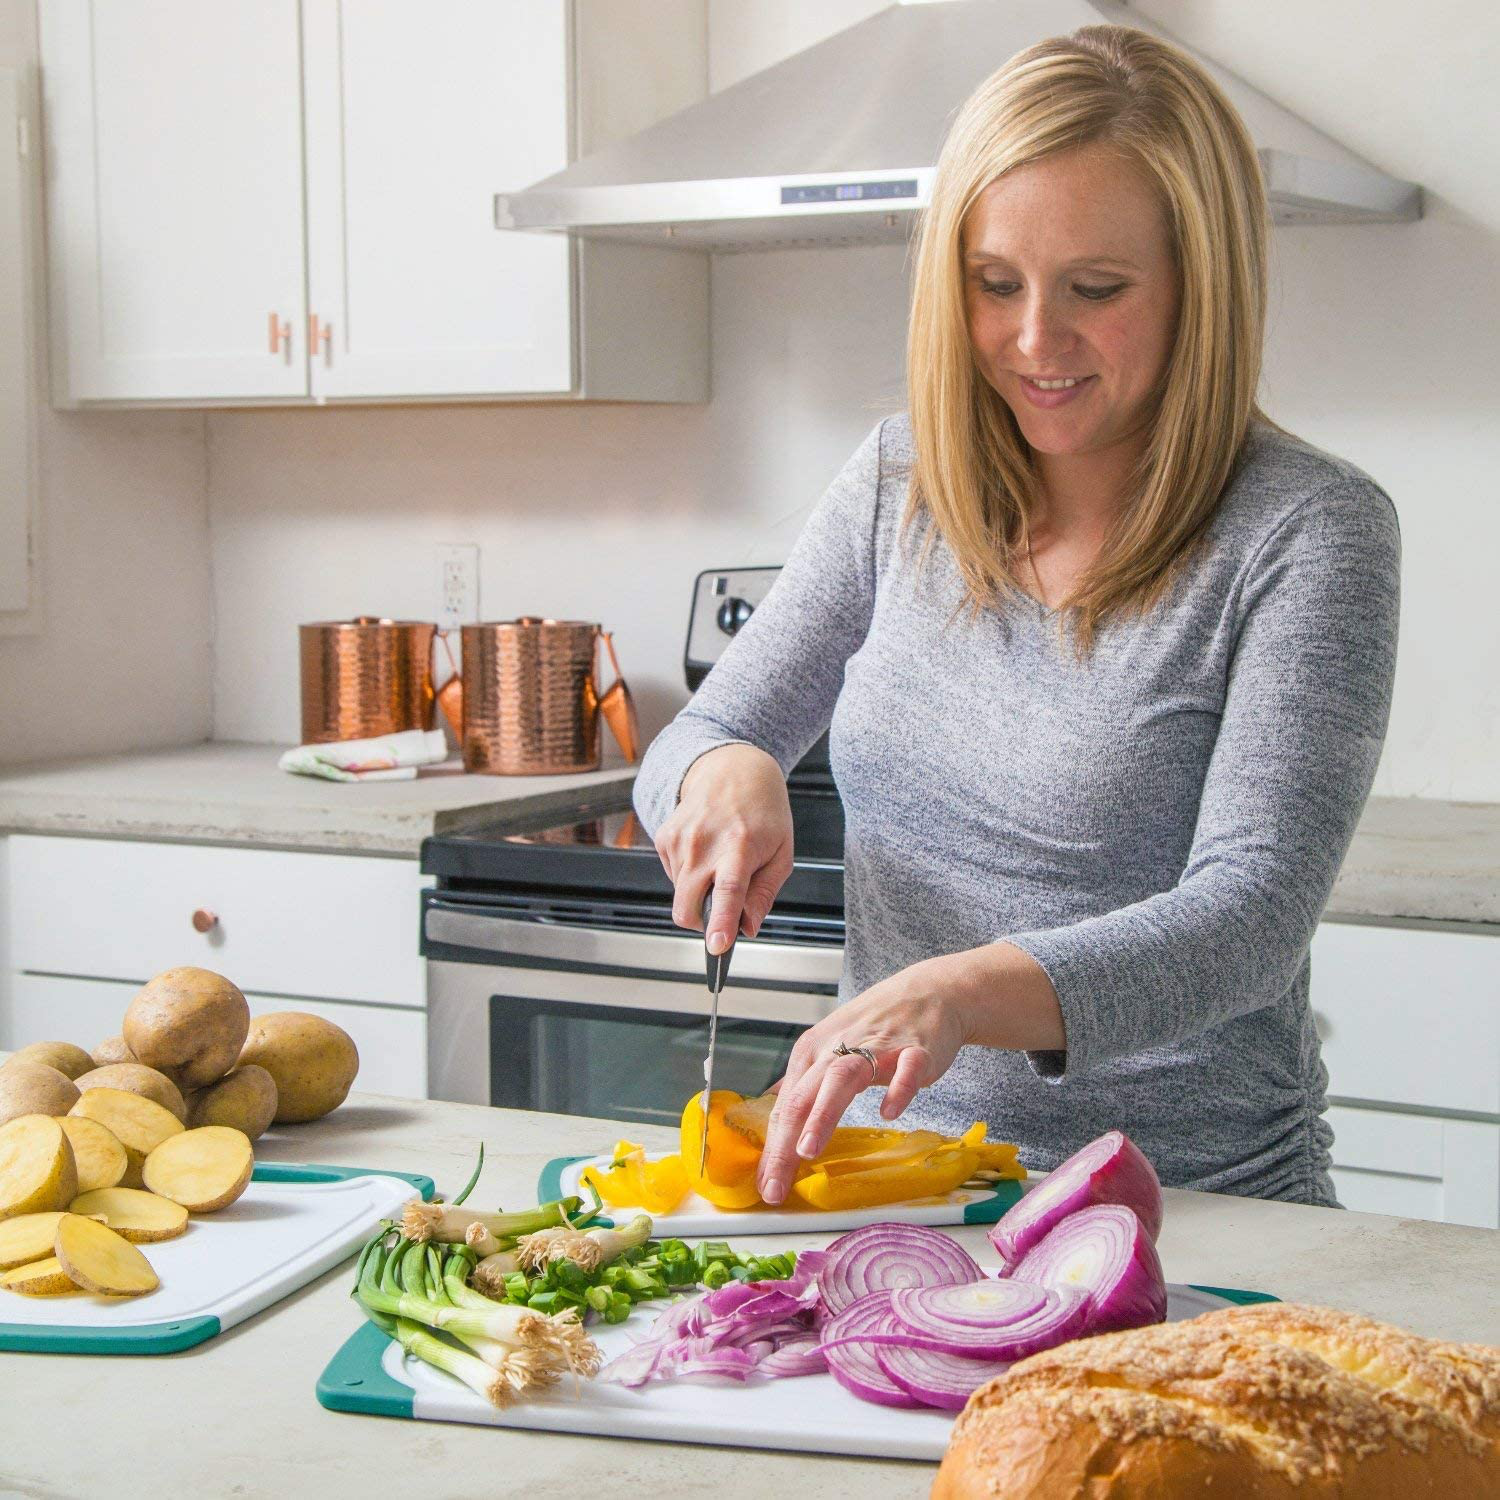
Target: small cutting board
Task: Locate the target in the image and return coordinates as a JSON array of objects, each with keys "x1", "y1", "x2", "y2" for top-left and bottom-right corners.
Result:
[
  {"x1": 0, "y1": 1161, "x2": 431, "y2": 1355},
  {"x1": 538, "y1": 1153, "x2": 1022, "y2": 1237},
  {"x1": 318, "y1": 1282, "x2": 1279, "y2": 1461}
]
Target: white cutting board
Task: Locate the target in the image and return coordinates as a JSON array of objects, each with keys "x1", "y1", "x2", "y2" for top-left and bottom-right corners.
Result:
[
  {"x1": 545, "y1": 1153, "x2": 1022, "y2": 1237},
  {"x1": 0, "y1": 1165, "x2": 420, "y2": 1354},
  {"x1": 348, "y1": 1285, "x2": 1257, "y2": 1461}
]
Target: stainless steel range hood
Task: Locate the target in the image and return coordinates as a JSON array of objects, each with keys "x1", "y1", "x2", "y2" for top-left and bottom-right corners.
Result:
[{"x1": 496, "y1": 0, "x2": 1420, "y2": 251}]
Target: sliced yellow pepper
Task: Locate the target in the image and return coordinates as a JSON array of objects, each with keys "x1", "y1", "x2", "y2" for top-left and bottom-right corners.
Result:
[
  {"x1": 790, "y1": 1143, "x2": 982, "y2": 1212},
  {"x1": 580, "y1": 1138, "x2": 689, "y2": 1215},
  {"x1": 680, "y1": 1091, "x2": 764, "y2": 1210}
]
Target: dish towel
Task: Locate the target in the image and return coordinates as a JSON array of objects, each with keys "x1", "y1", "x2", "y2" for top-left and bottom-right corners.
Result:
[{"x1": 278, "y1": 728, "x2": 449, "y2": 783}]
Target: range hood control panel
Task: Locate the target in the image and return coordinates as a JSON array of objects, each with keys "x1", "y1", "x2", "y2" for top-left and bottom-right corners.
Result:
[{"x1": 684, "y1": 566, "x2": 781, "y2": 688}]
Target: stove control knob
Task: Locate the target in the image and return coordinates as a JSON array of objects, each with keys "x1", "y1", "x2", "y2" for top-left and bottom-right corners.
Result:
[{"x1": 716, "y1": 597, "x2": 754, "y2": 636}]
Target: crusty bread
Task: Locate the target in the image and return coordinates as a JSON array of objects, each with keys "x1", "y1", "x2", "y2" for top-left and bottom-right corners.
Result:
[{"x1": 932, "y1": 1302, "x2": 1500, "y2": 1498}]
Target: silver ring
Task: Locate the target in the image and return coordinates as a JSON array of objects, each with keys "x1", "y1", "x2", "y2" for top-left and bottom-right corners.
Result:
[{"x1": 832, "y1": 1041, "x2": 879, "y2": 1083}]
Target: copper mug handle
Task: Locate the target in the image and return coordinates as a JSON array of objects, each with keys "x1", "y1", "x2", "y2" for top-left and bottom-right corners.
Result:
[{"x1": 596, "y1": 630, "x2": 640, "y2": 763}]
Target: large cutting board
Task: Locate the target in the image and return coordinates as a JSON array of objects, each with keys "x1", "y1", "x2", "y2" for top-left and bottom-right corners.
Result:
[
  {"x1": 539, "y1": 1153, "x2": 1022, "y2": 1237},
  {"x1": 0, "y1": 1161, "x2": 431, "y2": 1355},
  {"x1": 318, "y1": 1283, "x2": 1278, "y2": 1461}
]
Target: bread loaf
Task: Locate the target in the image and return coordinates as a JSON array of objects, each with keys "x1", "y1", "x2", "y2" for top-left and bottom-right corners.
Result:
[{"x1": 933, "y1": 1302, "x2": 1500, "y2": 1498}]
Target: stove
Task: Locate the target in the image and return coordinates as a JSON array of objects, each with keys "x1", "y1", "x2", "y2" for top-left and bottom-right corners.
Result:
[{"x1": 421, "y1": 567, "x2": 847, "y2": 1126}]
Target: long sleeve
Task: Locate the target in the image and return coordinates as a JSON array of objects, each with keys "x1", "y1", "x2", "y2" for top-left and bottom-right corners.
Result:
[
  {"x1": 1006, "y1": 477, "x2": 1401, "y2": 1078},
  {"x1": 632, "y1": 420, "x2": 888, "y2": 834}
]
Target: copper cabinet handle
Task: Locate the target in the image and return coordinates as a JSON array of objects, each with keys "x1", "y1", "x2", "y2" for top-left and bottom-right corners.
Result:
[
  {"x1": 268, "y1": 311, "x2": 292, "y2": 362},
  {"x1": 308, "y1": 313, "x2": 333, "y2": 367},
  {"x1": 191, "y1": 908, "x2": 219, "y2": 934}
]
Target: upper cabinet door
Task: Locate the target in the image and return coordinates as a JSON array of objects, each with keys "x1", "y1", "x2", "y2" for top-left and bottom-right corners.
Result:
[
  {"x1": 40, "y1": 0, "x2": 309, "y2": 401},
  {"x1": 302, "y1": 0, "x2": 574, "y2": 400}
]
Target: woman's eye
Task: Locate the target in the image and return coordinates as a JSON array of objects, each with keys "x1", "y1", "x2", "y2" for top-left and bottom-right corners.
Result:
[
  {"x1": 980, "y1": 280, "x2": 1018, "y2": 298},
  {"x1": 1074, "y1": 282, "x2": 1127, "y2": 301}
]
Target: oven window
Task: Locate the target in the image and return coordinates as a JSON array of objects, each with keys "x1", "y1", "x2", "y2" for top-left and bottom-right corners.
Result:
[{"x1": 489, "y1": 996, "x2": 805, "y2": 1127}]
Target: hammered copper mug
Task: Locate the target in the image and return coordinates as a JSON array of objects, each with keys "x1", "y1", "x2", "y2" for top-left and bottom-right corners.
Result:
[
  {"x1": 299, "y1": 617, "x2": 437, "y2": 744},
  {"x1": 459, "y1": 618, "x2": 638, "y2": 775}
]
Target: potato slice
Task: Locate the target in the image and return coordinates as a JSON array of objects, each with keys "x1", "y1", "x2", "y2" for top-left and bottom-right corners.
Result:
[
  {"x1": 0, "y1": 1211, "x2": 72, "y2": 1271},
  {"x1": 70, "y1": 1087, "x2": 183, "y2": 1188},
  {"x1": 143, "y1": 1126, "x2": 254, "y2": 1213},
  {"x1": 54, "y1": 1213, "x2": 158, "y2": 1296},
  {"x1": 68, "y1": 1186, "x2": 188, "y2": 1242},
  {"x1": 0, "y1": 1253, "x2": 78, "y2": 1296},
  {"x1": 0, "y1": 1114, "x2": 78, "y2": 1221},
  {"x1": 59, "y1": 1116, "x2": 129, "y2": 1194}
]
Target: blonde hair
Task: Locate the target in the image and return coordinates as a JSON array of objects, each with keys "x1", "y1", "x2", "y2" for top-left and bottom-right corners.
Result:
[{"x1": 906, "y1": 24, "x2": 1271, "y2": 649}]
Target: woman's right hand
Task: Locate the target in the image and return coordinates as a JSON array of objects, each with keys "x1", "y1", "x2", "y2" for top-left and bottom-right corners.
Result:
[{"x1": 654, "y1": 743, "x2": 795, "y2": 955}]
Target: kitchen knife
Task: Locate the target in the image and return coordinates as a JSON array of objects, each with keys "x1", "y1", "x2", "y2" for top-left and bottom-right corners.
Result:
[{"x1": 699, "y1": 889, "x2": 737, "y2": 1175}]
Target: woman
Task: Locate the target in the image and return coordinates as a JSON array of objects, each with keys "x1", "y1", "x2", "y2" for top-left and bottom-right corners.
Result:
[{"x1": 633, "y1": 25, "x2": 1400, "y2": 1207}]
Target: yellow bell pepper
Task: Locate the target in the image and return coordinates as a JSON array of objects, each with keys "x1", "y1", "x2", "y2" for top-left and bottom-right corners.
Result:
[
  {"x1": 580, "y1": 1139, "x2": 689, "y2": 1215},
  {"x1": 680, "y1": 1091, "x2": 764, "y2": 1210}
]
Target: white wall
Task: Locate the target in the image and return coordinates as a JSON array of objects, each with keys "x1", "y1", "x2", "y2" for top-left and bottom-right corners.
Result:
[
  {"x1": 0, "y1": 0, "x2": 212, "y2": 766},
  {"x1": 202, "y1": 0, "x2": 1498, "y2": 802}
]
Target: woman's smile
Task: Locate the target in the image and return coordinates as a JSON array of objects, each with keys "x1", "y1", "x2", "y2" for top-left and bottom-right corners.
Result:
[{"x1": 1017, "y1": 373, "x2": 1097, "y2": 407}]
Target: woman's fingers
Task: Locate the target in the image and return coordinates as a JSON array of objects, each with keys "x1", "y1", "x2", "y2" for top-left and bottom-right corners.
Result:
[
  {"x1": 757, "y1": 1050, "x2": 877, "y2": 1204},
  {"x1": 880, "y1": 1045, "x2": 932, "y2": 1120},
  {"x1": 704, "y1": 872, "x2": 749, "y2": 956}
]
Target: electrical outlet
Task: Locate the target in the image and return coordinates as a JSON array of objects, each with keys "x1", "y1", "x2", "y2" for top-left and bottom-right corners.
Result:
[{"x1": 436, "y1": 544, "x2": 480, "y2": 629}]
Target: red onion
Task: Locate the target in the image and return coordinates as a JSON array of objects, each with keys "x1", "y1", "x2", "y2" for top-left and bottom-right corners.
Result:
[
  {"x1": 988, "y1": 1130, "x2": 1163, "y2": 1270},
  {"x1": 1009, "y1": 1202, "x2": 1167, "y2": 1335},
  {"x1": 818, "y1": 1291, "x2": 923, "y2": 1408},
  {"x1": 886, "y1": 1280, "x2": 1090, "y2": 1360},
  {"x1": 820, "y1": 1221, "x2": 983, "y2": 1315},
  {"x1": 757, "y1": 1335, "x2": 827, "y2": 1377},
  {"x1": 872, "y1": 1337, "x2": 1014, "y2": 1412}
]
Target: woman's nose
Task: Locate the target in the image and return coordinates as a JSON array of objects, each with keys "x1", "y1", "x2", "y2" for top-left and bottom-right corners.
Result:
[{"x1": 1015, "y1": 295, "x2": 1074, "y2": 363}]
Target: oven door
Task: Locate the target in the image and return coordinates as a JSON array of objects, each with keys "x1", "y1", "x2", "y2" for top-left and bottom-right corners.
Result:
[{"x1": 424, "y1": 905, "x2": 842, "y2": 1126}]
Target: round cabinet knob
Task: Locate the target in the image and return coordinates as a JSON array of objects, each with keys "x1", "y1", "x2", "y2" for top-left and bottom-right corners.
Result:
[
  {"x1": 716, "y1": 597, "x2": 755, "y2": 636},
  {"x1": 191, "y1": 908, "x2": 219, "y2": 934}
]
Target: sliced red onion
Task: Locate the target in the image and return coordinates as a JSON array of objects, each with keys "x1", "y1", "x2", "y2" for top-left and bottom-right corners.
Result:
[
  {"x1": 820, "y1": 1222, "x2": 982, "y2": 1316},
  {"x1": 886, "y1": 1280, "x2": 1091, "y2": 1360},
  {"x1": 988, "y1": 1130, "x2": 1163, "y2": 1269},
  {"x1": 1009, "y1": 1202, "x2": 1167, "y2": 1335},
  {"x1": 872, "y1": 1339, "x2": 1014, "y2": 1412},
  {"x1": 758, "y1": 1335, "x2": 827, "y2": 1378},
  {"x1": 818, "y1": 1291, "x2": 923, "y2": 1408}
]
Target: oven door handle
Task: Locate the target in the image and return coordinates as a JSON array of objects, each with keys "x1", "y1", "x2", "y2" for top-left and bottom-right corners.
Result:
[{"x1": 423, "y1": 903, "x2": 844, "y2": 990}]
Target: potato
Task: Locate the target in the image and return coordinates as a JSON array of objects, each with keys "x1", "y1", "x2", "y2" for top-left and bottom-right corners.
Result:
[
  {"x1": 239, "y1": 1012, "x2": 359, "y2": 1123},
  {"x1": 185, "y1": 1065, "x2": 277, "y2": 1139},
  {"x1": 90, "y1": 1035, "x2": 139, "y2": 1069},
  {"x1": 55, "y1": 1213, "x2": 158, "y2": 1296},
  {"x1": 0, "y1": 1253, "x2": 77, "y2": 1295},
  {"x1": 8, "y1": 1041, "x2": 95, "y2": 1080},
  {"x1": 123, "y1": 967, "x2": 250, "y2": 1090},
  {"x1": 69, "y1": 1186, "x2": 188, "y2": 1243},
  {"x1": 69, "y1": 1088, "x2": 183, "y2": 1189},
  {"x1": 0, "y1": 1211, "x2": 71, "y2": 1271},
  {"x1": 143, "y1": 1126, "x2": 254, "y2": 1213},
  {"x1": 72, "y1": 1064, "x2": 186, "y2": 1122},
  {"x1": 0, "y1": 1114, "x2": 78, "y2": 1220},
  {"x1": 59, "y1": 1116, "x2": 128, "y2": 1194},
  {"x1": 0, "y1": 1061, "x2": 81, "y2": 1125}
]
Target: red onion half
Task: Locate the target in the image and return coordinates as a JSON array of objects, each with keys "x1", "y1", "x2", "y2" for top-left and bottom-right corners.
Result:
[
  {"x1": 1008, "y1": 1202, "x2": 1167, "y2": 1335},
  {"x1": 988, "y1": 1130, "x2": 1163, "y2": 1270},
  {"x1": 887, "y1": 1280, "x2": 1090, "y2": 1360},
  {"x1": 872, "y1": 1337, "x2": 1014, "y2": 1412},
  {"x1": 818, "y1": 1291, "x2": 923, "y2": 1408},
  {"x1": 820, "y1": 1222, "x2": 982, "y2": 1316},
  {"x1": 990, "y1": 1128, "x2": 1164, "y2": 1272}
]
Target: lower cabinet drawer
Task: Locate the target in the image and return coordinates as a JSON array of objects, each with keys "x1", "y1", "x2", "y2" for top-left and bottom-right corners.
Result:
[
  {"x1": 2, "y1": 972, "x2": 427, "y2": 1100},
  {"x1": 1326, "y1": 1104, "x2": 1499, "y2": 1228}
]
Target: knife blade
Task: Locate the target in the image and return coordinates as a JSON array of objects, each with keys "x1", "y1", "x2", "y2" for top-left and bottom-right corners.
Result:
[{"x1": 699, "y1": 889, "x2": 736, "y2": 1175}]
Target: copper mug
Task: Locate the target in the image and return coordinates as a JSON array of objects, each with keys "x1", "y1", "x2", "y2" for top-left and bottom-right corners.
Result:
[
  {"x1": 459, "y1": 618, "x2": 639, "y2": 775},
  {"x1": 299, "y1": 617, "x2": 438, "y2": 745}
]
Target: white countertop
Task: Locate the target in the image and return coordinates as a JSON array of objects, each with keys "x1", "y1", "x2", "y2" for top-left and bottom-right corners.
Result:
[
  {"x1": 0, "y1": 740, "x2": 636, "y2": 855},
  {"x1": 0, "y1": 1089, "x2": 1494, "y2": 1500},
  {"x1": 0, "y1": 742, "x2": 1496, "y2": 924}
]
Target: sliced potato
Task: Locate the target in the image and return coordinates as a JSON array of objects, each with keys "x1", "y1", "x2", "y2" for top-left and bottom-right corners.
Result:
[
  {"x1": 69, "y1": 1087, "x2": 184, "y2": 1188},
  {"x1": 0, "y1": 1114, "x2": 78, "y2": 1221},
  {"x1": 59, "y1": 1116, "x2": 129, "y2": 1194},
  {"x1": 68, "y1": 1186, "x2": 188, "y2": 1243},
  {"x1": 72, "y1": 1064, "x2": 186, "y2": 1122},
  {"x1": 54, "y1": 1213, "x2": 158, "y2": 1296},
  {"x1": 8, "y1": 1041, "x2": 95, "y2": 1080},
  {"x1": 0, "y1": 1253, "x2": 78, "y2": 1296},
  {"x1": 0, "y1": 1211, "x2": 71, "y2": 1271},
  {"x1": 143, "y1": 1126, "x2": 254, "y2": 1213},
  {"x1": 0, "y1": 1061, "x2": 81, "y2": 1125}
]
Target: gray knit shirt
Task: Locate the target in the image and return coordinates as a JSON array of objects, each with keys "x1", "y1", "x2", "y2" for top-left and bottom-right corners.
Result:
[{"x1": 634, "y1": 415, "x2": 1400, "y2": 1205}]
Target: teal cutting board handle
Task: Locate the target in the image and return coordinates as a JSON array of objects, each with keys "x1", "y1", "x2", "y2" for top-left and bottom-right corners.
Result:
[{"x1": 0, "y1": 1160, "x2": 433, "y2": 1357}]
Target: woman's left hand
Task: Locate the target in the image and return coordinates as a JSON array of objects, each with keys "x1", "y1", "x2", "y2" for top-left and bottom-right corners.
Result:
[{"x1": 755, "y1": 954, "x2": 975, "y2": 1205}]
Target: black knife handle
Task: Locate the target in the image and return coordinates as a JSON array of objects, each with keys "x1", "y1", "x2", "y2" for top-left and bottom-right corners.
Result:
[{"x1": 702, "y1": 889, "x2": 736, "y2": 988}]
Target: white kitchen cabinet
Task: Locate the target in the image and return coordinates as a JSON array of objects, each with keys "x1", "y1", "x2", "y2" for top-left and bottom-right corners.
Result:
[
  {"x1": 1, "y1": 834, "x2": 429, "y2": 1099},
  {"x1": 1312, "y1": 918, "x2": 1500, "y2": 1227},
  {"x1": 41, "y1": 0, "x2": 708, "y2": 406}
]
